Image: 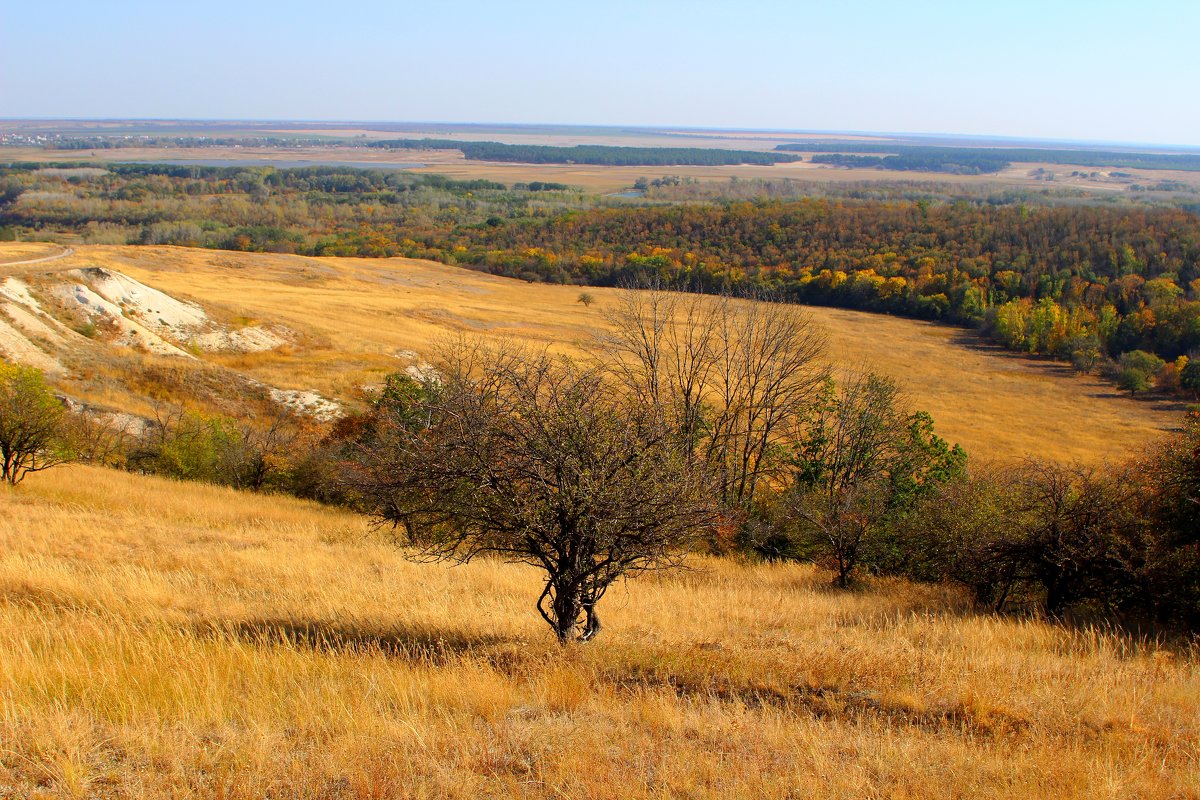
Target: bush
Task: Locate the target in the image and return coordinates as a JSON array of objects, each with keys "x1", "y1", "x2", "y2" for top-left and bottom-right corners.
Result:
[
  {"x1": 129, "y1": 407, "x2": 300, "y2": 490},
  {"x1": 1117, "y1": 367, "x2": 1153, "y2": 395},
  {"x1": 1117, "y1": 350, "x2": 1166, "y2": 394}
]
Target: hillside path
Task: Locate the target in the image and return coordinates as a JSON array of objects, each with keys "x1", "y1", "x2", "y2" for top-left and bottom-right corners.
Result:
[{"x1": 0, "y1": 246, "x2": 75, "y2": 267}]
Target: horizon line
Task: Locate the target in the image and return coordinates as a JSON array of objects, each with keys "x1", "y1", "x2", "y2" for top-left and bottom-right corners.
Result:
[{"x1": 3, "y1": 117, "x2": 1199, "y2": 153}]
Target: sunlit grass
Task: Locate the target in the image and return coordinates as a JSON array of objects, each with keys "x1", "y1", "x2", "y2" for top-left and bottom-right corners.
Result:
[
  {"x1": 45, "y1": 243, "x2": 1182, "y2": 464},
  {"x1": 1, "y1": 465, "x2": 1196, "y2": 798}
]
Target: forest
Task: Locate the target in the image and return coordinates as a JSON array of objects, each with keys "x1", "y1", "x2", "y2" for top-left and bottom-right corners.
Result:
[
  {"x1": 366, "y1": 139, "x2": 805, "y2": 165},
  {"x1": 810, "y1": 152, "x2": 1011, "y2": 174},
  {"x1": 2, "y1": 162, "x2": 1199, "y2": 390},
  {"x1": 780, "y1": 143, "x2": 1200, "y2": 172}
]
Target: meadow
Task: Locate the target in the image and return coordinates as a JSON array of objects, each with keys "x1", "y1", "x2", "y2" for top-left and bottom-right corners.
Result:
[
  {"x1": 0, "y1": 465, "x2": 1196, "y2": 798},
  {"x1": 36, "y1": 243, "x2": 1180, "y2": 465}
]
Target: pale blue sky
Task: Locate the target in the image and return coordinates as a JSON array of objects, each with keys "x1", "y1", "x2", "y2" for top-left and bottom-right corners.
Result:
[{"x1": 2, "y1": 0, "x2": 1197, "y2": 146}]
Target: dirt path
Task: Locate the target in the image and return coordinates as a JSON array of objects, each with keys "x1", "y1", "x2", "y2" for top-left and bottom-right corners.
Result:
[{"x1": 0, "y1": 246, "x2": 75, "y2": 267}]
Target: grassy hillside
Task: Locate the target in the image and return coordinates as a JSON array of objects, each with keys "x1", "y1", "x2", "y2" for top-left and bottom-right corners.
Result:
[
  {"x1": 0, "y1": 465, "x2": 1196, "y2": 798},
  {"x1": 5, "y1": 243, "x2": 1178, "y2": 464}
]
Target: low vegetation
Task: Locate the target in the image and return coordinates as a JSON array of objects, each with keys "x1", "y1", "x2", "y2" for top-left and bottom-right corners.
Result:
[{"x1": 1, "y1": 464, "x2": 1197, "y2": 798}]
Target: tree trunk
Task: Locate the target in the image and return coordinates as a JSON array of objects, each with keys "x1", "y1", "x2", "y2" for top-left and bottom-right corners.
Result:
[
  {"x1": 550, "y1": 582, "x2": 582, "y2": 644},
  {"x1": 579, "y1": 601, "x2": 602, "y2": 642},
  {"x1": 1043, "y1": 569, "x2": 1068, "y2": 617},
  {"x1": 834, "y1": 566, "x2": 851, "y2": 589}
]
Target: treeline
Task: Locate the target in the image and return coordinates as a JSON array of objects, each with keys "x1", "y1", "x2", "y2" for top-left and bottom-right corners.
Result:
[
  {"x1": 0, "y1": 162, "x2": 572, "y2": 254},
  {"x1": 367, "y1": 139, "x2": 804, "y2": 166},
  {"x1": 41, "y1": 136, "x2": 335, "y2": 150},
  {"x1": 780, "y1": 143, "x2": 1200, "y2": 172},
  {"x1": 100, "y1": 162, "x2": 508, "y2": 192},
  {"x1": 811, "y1": 152, "x2": 1010, "y2": 174},
  {"x1": 754, "y1": 418, "x2": 1200, "y2": 627},
  {"x1": 638, "y1": 175, "x2": 1132, "y2": 205}
]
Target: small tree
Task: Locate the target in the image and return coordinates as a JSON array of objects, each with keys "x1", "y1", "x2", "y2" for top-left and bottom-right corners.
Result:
[
  {"x1": 896, "y1": 466, "x2": 1027, "y2": 610},
  {"x1": 349, "y1": 342, "x2": 716, "y2": 643},
  {"x1": 1117, "y1": 350, "x2": 1165, "y2": 396},
  {"x1": 128, "y1": 405, "x2": 300, "y2": 491},
  {"x1": 1003, "y1": 461, "x2": 1138, "y2": 617},
  {"x1": 603, "y1": 286, "x2": 828, "y2": 521},
  {"x1": 1137, "y1": 412, "x2": 1200, "y2": 626},
  {"x1": 1117, "y1": 368, "x2": 1151, "y2": 395},
  {"x1": 577, "y1": 291, "x2": 595, "y2": 307},
  {"x1": 0, "y1": 364, "x2": 71, "y2": 485},
  {"x1": 1180, "y1": 358, "x2": 1200, "y2": 401},
  {"x1": 785, "y1": 371, "x2": 966, "y2": 587}
]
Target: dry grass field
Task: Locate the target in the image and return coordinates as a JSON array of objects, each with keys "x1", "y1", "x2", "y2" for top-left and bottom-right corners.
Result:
[
  {"x1": 17, "y1": 243, "x2": 1177, "y2": 465},
  {"x1": 9, "y1": 143, "x2": 1196, "y2": 194},
  {"x1": 0, "y1": 465, "x2": 1196, "y2": 798}
]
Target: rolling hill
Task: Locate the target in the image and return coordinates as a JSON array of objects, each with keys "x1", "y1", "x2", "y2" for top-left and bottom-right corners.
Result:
[{"x1": 0, "y1": 242, "x2": 1181, "y2": 464}]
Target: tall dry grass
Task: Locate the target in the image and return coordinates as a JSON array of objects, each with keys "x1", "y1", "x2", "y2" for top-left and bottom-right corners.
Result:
[{"x1": 1, "y1": 465, "x2": 1197, "y2": 798}]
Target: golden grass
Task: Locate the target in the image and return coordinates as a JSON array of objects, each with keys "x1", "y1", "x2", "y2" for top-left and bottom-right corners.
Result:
[
  {"x1": 0, "y1": 242, "x2": 64, "y2": 264},
  {"x1": 24, "y1": 243, "x2": 1179, "y2": 465},
  {"x1": 1, "y1": 465, "x2": 1197, "y2": 798}
]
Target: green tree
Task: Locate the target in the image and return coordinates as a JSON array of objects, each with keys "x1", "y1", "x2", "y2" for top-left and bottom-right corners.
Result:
[
  {"x1": 1181, "y1": 358, "x2": 1200, "y2": 400},
  {"x1": 786, "y1": 371, "x2": 965, "y2": 587},
  {"x1": 0, "y1": 364, "x2": 71, "y2": 485},
  {"x1": 1117, "y1": 368, "x2": 1153, "y2": 395},
  {"x1": 1117, "y1": 350, "x2": 1166, "y2": 395}
]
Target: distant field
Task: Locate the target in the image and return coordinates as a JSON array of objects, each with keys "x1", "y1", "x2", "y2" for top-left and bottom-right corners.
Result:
[
  {"x1": 7, "y1": 143, "x2": 1198, "y2": 194},
  {"x1": 4, "y1": 243, "x2": 1177, "y2": 464},
  {"x1": 0, "y1": 464, "x2": 1195, "y2": 797}
]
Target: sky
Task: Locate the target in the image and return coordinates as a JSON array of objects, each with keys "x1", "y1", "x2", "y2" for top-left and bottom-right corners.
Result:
[{"x1": 2, "y1": 0, "x2": 1198, "y2": 146}]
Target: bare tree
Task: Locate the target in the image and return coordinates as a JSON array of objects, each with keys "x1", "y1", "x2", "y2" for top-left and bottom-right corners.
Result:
[
  {"x1": 1003, "y1": 460, "x2": 1138, "y2": 617},
  {"x1": 215, "y1": 410, "x2": 302, "y2": 491},
  {"x1": 62, "y1": 409, "x2": 136, "y2": 468},
  {"x1": 349, "y1": 341, "x2": 717, "y2": 643},
  {"x1": 602, "y1": 285, "x2": 828, "y2": 519}
]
